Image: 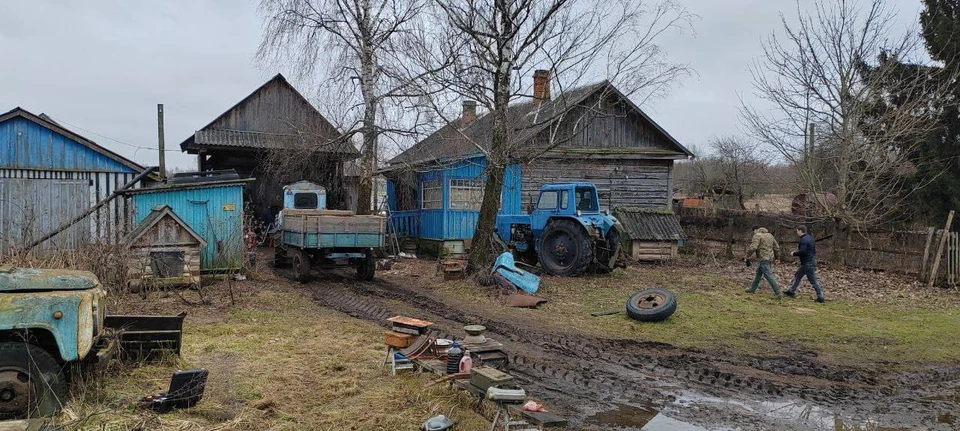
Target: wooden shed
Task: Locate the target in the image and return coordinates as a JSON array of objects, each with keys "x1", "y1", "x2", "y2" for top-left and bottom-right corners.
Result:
[
  {"x1": 612, "y1": 207, "x2": 686, "y2": 261},
  {"x1": 123, "y1": 205, "x2": 206, "y2": 289}
]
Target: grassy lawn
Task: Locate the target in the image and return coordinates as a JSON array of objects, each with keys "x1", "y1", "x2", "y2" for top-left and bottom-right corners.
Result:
[
  {"x1": 410, "y1": 261, "x2": 960, "y2": 371},
  {"x1": 58, "y1": 278, "x2": 488, "y2": 430}
]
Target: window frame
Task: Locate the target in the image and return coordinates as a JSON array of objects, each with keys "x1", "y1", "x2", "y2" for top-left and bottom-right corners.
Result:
[
  {"x1": 449, "y1": 179, "x2": 485, "y2": 211},
  {"x1": 537, "y1": 191, "x2": 559, "y2": 210},
  {"x1": 292, "y1": 192, "x2": 318, "y2": 209},
  {"x1": 421, "y1": 180, "x2": 443, "y2": 210}
]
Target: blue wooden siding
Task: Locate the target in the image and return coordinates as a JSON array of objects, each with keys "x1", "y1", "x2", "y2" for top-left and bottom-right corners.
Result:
[
  {"x1": 130, "y1": 184, "x2": 245, "y2": 271},
  {"x1": 387, "y1": 156, "x2": 522, "y2": 241},
  {"x1": 0, "y1": 117, "x2": 135, "y2": 173}
]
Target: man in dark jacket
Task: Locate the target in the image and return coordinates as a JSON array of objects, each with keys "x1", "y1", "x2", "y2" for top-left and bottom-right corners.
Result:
[{"x1": 784, "y1": 226, "x2": 825, "y2": 303}]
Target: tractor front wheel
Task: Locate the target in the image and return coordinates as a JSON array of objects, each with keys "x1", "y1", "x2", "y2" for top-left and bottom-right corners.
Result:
[
  {"x1": 292, "y1": 249, "x2": 311, "y2": 283},
  {"x1": 0, "y1": 342, "x2": 68, "y2": 419},
  {"x1": 538, "y1": 219, "x2": 593, "y2": 277}
]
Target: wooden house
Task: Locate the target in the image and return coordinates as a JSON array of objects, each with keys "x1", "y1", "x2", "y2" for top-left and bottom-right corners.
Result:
[
  {"x1": 382, "y1": 71, "x2": 692, "y2": 254},
  {"x1": 123, "y1": 205, "x2": 206, "y2": 289},
  {"x1": 179, "y1": 74, "x2": 359, "y2": 223},
  {"x1": 0, "y1": 107, "x2": 150, "y2": 252}
]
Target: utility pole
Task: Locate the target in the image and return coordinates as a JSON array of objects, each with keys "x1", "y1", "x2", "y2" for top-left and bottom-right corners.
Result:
[{"x1": 157, "y1": 104, "x2": 166, "y2": 181}]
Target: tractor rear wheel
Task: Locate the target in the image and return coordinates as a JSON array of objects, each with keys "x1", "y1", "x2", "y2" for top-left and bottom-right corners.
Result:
[
  {"x1": 292, "y1": 249, "x2": 311, "y2": 283},
  {"x1": 0, "y1": 342, "x2": 68, "y2": 419},
  {"x1": 273, "y1": 243, "x2": 289, "y2": 268},
  {"x1": 538, "y1": 219, "x2": 593, "y2": 277}
]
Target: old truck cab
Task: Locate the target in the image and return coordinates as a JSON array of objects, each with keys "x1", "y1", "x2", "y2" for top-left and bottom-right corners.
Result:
[{"x1": 0, "y1": 268, "x2": 184, "y2": 418}]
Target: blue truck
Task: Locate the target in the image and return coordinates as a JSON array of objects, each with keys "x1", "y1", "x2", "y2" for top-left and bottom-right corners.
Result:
[
  {"x1": 495, "y1": 182, "x2": 624, "y2": 277},
  {"x1": 0, "y1": 268, "x2": 183, "y2": 418},
  {"x1": 273, "y1": 181, "x2": 386, "y2": 282}
]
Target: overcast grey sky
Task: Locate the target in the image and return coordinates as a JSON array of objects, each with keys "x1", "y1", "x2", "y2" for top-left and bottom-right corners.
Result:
[{"x1": 0, "y1": 0, "x2": 926, "y2": 170}]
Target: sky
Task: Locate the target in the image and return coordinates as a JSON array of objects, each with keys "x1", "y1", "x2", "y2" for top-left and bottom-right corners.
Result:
[{"x1": 0, "y1": 0, "x2": 927, "y2": 170}]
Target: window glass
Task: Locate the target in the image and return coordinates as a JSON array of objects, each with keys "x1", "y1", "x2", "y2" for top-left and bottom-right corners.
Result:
[
  {"x1": 422, "y1": 180, "x2": 442, "y2": 209},
  {"x1": 538, "y1": 191, "x2": 559, "y2": 210},
  {"x1": 575, "y1": 186, "x2": 598, "y2": 212},
  {"x1": 293, "y1": 192, "x2": 318, "y2": 209},
  {"x1": 450, "y1": 179, "x2": 484, "y2": 210},
  {"x1": 559, "y1": 190, "x2": 568, "y2": 210}
]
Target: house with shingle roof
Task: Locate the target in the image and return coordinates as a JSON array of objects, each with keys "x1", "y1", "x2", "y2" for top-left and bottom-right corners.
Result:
[{"x1": 381, "y1": 71, "x2": 692, "y2": 254}]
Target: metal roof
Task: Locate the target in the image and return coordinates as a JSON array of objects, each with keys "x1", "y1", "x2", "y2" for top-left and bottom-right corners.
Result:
[{"x1": 613, "y1": 207, "x2": 686, "y2": 241}]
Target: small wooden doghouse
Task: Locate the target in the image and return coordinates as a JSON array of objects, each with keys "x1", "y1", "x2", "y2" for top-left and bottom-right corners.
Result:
[
  {"x1": 613, "y1": 207, "x2": 686, "y2": 261},
  {"x1": 123, "y1": 205, "x2": 207, "y2": 290}
]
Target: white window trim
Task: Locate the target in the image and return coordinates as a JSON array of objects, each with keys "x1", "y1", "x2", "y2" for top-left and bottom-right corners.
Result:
[
  {"x1": 449, "y1": 178, "x2": 484, "y2": 211},
  {"x1": 421, "y1": 180, "x2": 442, "y2": 210}
]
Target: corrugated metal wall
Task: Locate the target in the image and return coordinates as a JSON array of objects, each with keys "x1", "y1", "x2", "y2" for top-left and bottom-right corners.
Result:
[
  {"x1": 130, "y1": 184, "x2": 245, "y2": 271},
  {"x1": 0, "y1": 117, "x2": 133, "y2": 172},
  {"x1": 0, "y1": 169, "x2": 138, "y2": 252}
]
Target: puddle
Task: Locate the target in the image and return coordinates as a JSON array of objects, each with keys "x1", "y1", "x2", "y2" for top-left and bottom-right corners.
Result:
[
  {"x1": 585, "y1": 403, "x2": 658, "y2": 428},
  {"x1": 937, "y1": 413, "x2": 955, "y2": 425}
]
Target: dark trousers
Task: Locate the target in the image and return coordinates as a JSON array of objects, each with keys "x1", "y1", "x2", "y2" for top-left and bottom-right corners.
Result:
[
  {"x1": 788, "y1": 263, "x2": 823, "y2": 298},
  {"x1": 748, "y1": 261, "x2": 781, "y2": 294}
]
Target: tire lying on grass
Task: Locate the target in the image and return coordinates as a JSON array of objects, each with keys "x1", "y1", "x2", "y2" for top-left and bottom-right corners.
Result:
[{"x1": 626, "y1": 288, "x2": 677, "y2": 322}]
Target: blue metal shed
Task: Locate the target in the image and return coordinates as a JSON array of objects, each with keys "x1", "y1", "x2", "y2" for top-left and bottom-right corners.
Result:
[{"x1": 123, "y1": 179, "x2": 251, "y2": 271}]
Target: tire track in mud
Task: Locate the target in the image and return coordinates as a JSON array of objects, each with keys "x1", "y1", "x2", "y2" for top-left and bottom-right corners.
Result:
[{"x1": 304, "y1": 274, "x2": 893, "y2": 429}]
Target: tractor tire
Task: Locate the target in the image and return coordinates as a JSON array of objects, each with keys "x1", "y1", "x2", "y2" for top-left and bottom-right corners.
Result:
[
  {"x1": 626, "y1": 288, "x2": 677, "y2": 322},
  {"x1": 538, "y1": 219, "x2": 593, "y2": 277},
  {"x1": 273, "y1": 243, "x2": 289, "y2": 269},
  {"x1": 292, "y1": 249, "x2": 311, "y2": 283},
  {"x1": 357, "y1": 252, "x2": 376, "y2": 281},
  {"x1": 0, "y1": 342, "x2": 68, "y2": 419}
]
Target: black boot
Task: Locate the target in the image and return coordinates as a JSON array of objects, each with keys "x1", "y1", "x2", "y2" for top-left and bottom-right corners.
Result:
[{"x1": 784, "y1": 290, "x2": 796, "y2": 298}]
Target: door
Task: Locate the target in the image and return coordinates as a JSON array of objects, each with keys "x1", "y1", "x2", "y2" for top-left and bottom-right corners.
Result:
[{"x1": 531, "y1": 189, "x2": 568, "y2": 237}]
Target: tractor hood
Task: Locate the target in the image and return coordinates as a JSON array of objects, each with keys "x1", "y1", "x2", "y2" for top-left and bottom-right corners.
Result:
[{"x1": 0, "y1": 268, "x2": 100, "y2": 292}]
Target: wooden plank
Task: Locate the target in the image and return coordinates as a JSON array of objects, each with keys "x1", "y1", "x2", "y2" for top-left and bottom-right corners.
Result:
[{"x1": 929, "y1": 210, "x2": 954, "y2": 287}]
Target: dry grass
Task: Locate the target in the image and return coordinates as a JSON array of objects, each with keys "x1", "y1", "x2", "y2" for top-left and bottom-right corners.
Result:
[{"x1": 55, "y1": 273, "x2": 489, "y2": 431}]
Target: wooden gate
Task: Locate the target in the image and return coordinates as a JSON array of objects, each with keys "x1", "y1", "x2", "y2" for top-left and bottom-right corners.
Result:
[{"x1": 947, "y1": 232, "x2": 960, "y2": 286}]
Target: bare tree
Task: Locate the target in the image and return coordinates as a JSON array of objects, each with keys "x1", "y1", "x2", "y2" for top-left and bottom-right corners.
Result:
[
  {"x1": 405, "y1": 0, "x2": 692, "y2": 272},
  {"x1": 258, "y1": 0, "x2": 431, "y2": 214},
  {"x1": 710, "y1": 136, "x2": 768, "y2": 209},
  {"x1": 742, "y1": 0, "x2": 952, "y2": 263}
]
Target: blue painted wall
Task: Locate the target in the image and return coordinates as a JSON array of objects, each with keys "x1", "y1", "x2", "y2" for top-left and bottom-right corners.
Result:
[
  {"x1": 130, "y1": 184, "x2": 245, "y2": 271},
  {"x1": 387, "y1": 155, "x2": 522, "y2": 240},
  {"x1": 0, "y1": 117, "x2": 135, "y2": 173}
]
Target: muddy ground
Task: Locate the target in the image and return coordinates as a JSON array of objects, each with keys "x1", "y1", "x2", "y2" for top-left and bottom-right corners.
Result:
[{"x1": 295, "y1": 259, "x2": 960, "y2": 431}]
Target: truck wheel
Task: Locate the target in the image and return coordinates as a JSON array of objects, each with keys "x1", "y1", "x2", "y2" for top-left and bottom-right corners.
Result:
[
  {"x1": 538, "y1": 219, "x2": 593, "y2": 277},
  {"x1": 292, "y1": 249, "x2": 311, "y2": 282},
  {"x1": 273, "y1": 243, "x2": 289, "y2": 269},
  {"x1": 593, "y1": 226, "x2": 622, "y2": 274},
  {"x1": 626, "y1": 288, "x2": 677, "y2": 322},
  {"x1": 357, "y1": 253, "x2": 375, "y2": 281},
  {"x1": 0, "y1": 342, "x2": 68, "y2": 419}
]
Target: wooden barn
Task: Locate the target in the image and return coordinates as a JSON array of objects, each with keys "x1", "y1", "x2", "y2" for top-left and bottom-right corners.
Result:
[
  {"x1": 382, "y1": 71, "x2": 692, "y2": 254},
  {"x1": 179, "y1": 74, "x2": 359, "y2": 224},
  {"x1": 0, "y1": 107, "x2": 150, "y2": 252}
]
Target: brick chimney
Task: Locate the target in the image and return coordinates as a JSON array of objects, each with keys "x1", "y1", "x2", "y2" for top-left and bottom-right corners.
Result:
[
  {"x1": 461, "y1": 100, "x2": 477, "y2": 126},
  {"x1": 533, "y1": 69, "x2": 551, "y2": 106}
]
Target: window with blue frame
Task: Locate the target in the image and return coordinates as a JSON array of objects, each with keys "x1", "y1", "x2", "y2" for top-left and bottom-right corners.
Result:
[
  {"x1": 421, "y1": 180, "x2": 442, "y2": 209},
  {"x1": 450, "y1": 179, "x2": 484, "y2": 210}
]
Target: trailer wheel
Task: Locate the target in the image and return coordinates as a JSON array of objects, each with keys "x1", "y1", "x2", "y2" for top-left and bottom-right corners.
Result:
[
  {"x1": 538, "y1": 219, "x2": 593, "y2": 277},
  {"x1": 0, "y1": 342, "x2": 68, "y2": 419},
  {"x1": 357, "y1": 252, "x2": 375, "y2": 281},
  {"x1": 626, "y1": 288, "x2": 677, "y2": 322},
  {"x1": 273, "y1": 243, "x2": 289, "y2": 269},
  {"x1": 292, "y1": 249, "x2": 311, "y2": 282}
]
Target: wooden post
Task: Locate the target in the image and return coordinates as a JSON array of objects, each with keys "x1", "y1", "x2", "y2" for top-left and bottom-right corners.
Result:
[
  {"x1": 928, "y1": 210, "x2": 955, "y2": 287},
  {"x1": 921, "y1": 226, "x2": 936, "y2": 282},
  {"x1": 157, "y1": 104, "x2": 166, "y2": 180}
]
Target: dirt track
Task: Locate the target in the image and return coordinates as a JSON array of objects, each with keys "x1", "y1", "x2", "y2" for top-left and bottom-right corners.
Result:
[{"x1": 298, "y1": 267, "x2": 960, "y2": 430}]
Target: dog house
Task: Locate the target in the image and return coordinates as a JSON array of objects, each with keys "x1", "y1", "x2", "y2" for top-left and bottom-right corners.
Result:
[{"x1": 124, "y1": 205, "x2": 206, "y2": 290}]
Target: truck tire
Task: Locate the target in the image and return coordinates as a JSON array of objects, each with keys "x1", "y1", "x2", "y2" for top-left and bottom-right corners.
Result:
[
  {"x1": 357, "y1": 252, "x2": 375, "y2": 281},
  {"x1": 538, "y1": 219, "x2": 593, "y2": 277},
  {"x1": 292, "y1": 249, "x2": 311, "y2": 283},
  {"x1": 0, "y1": 342, "x2": 68, "y2": 418},
  {"x1": 626, "y1": 288, "x2": 677, "y2": 322},
  {"x1": 273, "y1": 243, "x2": 289, "y2": 269},
  {"x1": 593, "y1": 225, "x2": 622, "y2": 274}
]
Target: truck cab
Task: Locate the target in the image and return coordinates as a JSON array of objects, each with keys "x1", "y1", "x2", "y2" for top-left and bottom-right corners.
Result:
[{"x1": 495, "y1": 182, "x2": 623, "y2": 276}]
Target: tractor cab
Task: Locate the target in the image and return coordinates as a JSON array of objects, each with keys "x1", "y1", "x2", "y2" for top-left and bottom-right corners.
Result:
[
  {"x1": 530, "y1": 182, "x2": 613, "y2": 237},
  {"x1": 283, "y1": 180, "x2": 327, "y2": 210}
]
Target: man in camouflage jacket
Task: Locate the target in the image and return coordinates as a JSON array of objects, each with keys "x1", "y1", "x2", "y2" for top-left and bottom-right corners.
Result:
[{"x1": 745, "y1": 225, "x2": 782, "y2": 298}]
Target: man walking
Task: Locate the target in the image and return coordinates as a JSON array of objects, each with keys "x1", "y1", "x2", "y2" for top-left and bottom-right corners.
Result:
[
  {"x1": 745, "y1": 225, "x2": 782, "y2": 298},
  {"x1": 784, "y1": 226, "x2": 825, "y2": 303}
]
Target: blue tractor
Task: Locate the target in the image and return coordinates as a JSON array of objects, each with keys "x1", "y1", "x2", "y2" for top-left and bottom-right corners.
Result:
[{"x1": 495, "y1": 182, "x2": 625, "y2": 277}]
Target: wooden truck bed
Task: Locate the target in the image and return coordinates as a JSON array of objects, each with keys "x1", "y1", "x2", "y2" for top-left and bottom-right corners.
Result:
[{"x1": 280, "y1": 211, "x2": 385, "y2": 249}]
